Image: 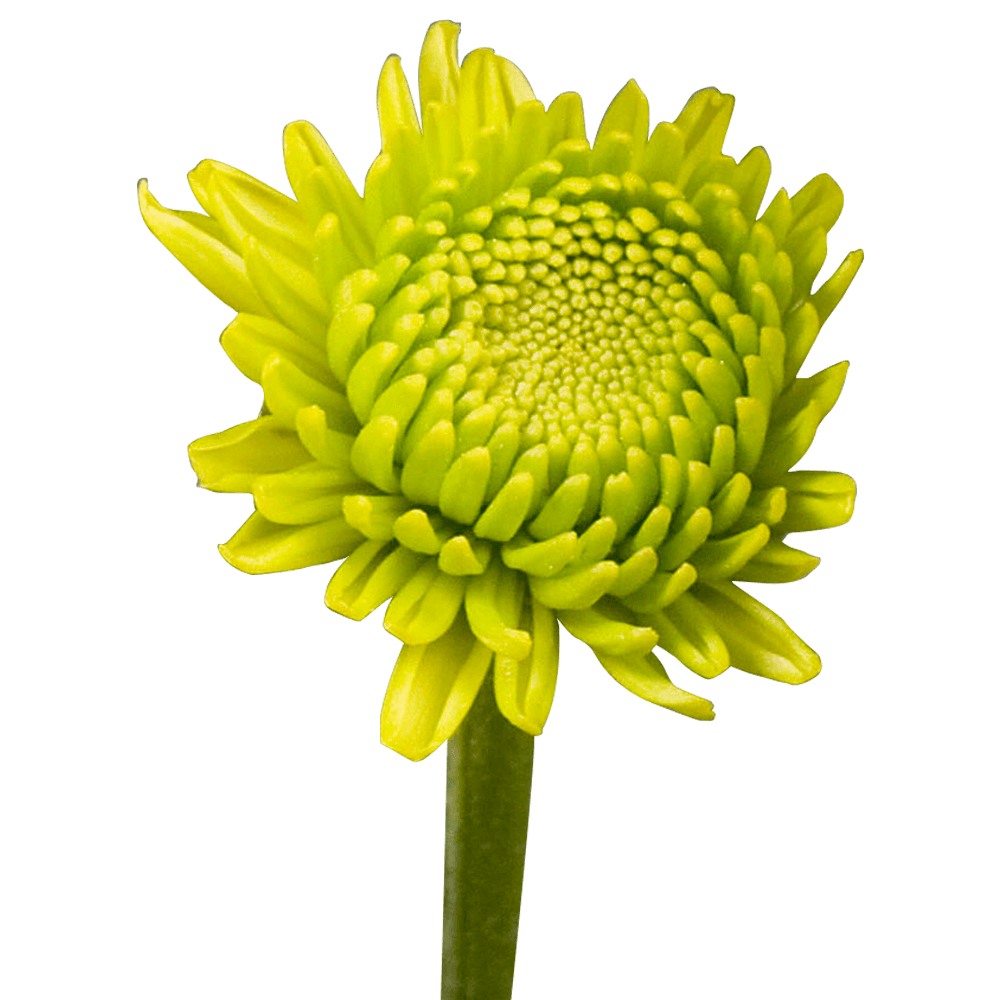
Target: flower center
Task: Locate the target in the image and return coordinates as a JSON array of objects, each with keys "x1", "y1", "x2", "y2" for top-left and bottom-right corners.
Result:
[{"x1": 458, "y1": 194, "x2": 715, "y2": 449}]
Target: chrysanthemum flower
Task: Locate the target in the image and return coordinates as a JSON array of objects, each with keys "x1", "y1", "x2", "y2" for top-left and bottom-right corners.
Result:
[{"x1": 140, "y1": 21, "x2": 860, "y2": 762}]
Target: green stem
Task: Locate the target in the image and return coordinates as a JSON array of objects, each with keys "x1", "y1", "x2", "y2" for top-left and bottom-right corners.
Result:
[{"x1": 442, "y1": 673, "x2": 534, "y2": 1000}]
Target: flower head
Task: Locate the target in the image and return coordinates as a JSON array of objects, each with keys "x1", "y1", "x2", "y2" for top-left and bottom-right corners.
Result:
[{"x1": 140, "y1": 21, "x2": 861, "y2": 760}]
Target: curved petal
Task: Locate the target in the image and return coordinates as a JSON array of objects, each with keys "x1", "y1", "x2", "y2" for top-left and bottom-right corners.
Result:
[
  {"x1": 138, "y1": 180, "x2": 266, "y2": 315},
  {"x1": 596, "y1": 649, "x2": 715, "y2": 721},
  {"x1": 325, "y1": 540, "x2": 426, "y2": 620},
  {"x1": 220, "y1": 511, "x2": 362, "y2": 574},
  {"x1": 650, "y1": 591, "x2": 730, "y2": 679},
  {"x1": 418, "y1": 20, "x2": 460, "y2": 115},
  {"x1": 494, "y1": 597, "x2": 559, "y2": 736},
  {"x1": 252, "y1": 462, "x2": 364, "y2": 524},
  {"x1": 558, "y1": 601, "x2": 658, "y2": 658},
  {"x1": 465, "y1": 559, "x2": 531, "y2": 661},
  {"x1": 220, "y1": 313, "x2": 330, "y2": 387},
  {"x1": 189, "y1": 416, "x2": 310, "y2": 493},
  {"x1": 777, "y1": 470, "x2": 856, "y2": 532},
  {"x1": 734, "y1": 539, "x2": 820, "y2": 583},
  {"x1": 692, "y1": 581, "x2": 821, "y2": 684},
  {"x1": 380, "y1": 614, "x2": 493, "y2": 761},
  {"x1": 384, "y1": 562, "x2": 467, "y2": 645}
]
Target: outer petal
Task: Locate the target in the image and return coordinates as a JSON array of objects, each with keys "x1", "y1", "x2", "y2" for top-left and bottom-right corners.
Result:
[
  {"x1": 777, "y1": 471, "x2": 856, "y2": 532},
  {"x1": 596, "y1": 650, "x2": 715, "y2": 721},
  {"x1": 325, "y1": 540, "x2": 426, "y2": 620},
  {"x1": 691, "y1": 581, "x2": 821, "y2": 684},
  {"x1": 220, "y1": 313, "x2": 331, "y2": 387},
  {"x1": 380, "y1": 614, "x2": 493, "y2": 761},
  {"x1": 594, "y1": 78, "x2": 649, "y2": 169},
  {"x1": 282, "y1": 120, "x2": 370, "y2": 254},
  {"x1": 418, "y1": 20, "x2": 460, "y2": 116},
  {"x1": 219, "y1": 511, "x2": 362, "y2": 574},
  {"x1": 465, "y1": 558, "x2": 531, "y2": 661},
  {"x1": 672, "y1": 88, "x2": 735, "y2": 190},
  {"x1": 138, "y1": 180, "x2": 267, "y2": 315},
  {"x1": 383, "y1": 562, "x2": 467, "y2": 644},
  {"x1": 649, "y1": 591, "x2": 730, "y2": 679},
  {"x1": 188, "y1": 159, "x2": 314, "y2": 262},
  {"x1": 261, "y1": 354, "x2": 355, "y2": 430},
  {"x1": 557, "y1": 601, "x2": 658, "y2": 658},
  {"x1": 494, "y1": 597, "x2": 559, "y2": 736},
  {"x1": 189, "y1": 416, "x2": 311, "y2": 493},
  {"x1": 375, "y1": 55, "x2": 428, "y2": 209},
  {"x1": 252, "y1": 461, "x2": 365, "y2": 524},
  {"x1": 458, "y1": 46, "x2": 535, "y2": 151},
  {"x1": 734, "y1": 538, "x2": 821, "y2": 583},
  {"x1": 812, "y1": 249, "x2": 864, "y2": 325}
]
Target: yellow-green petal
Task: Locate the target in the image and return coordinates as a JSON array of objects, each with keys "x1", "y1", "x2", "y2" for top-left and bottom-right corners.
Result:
[
  {"x1": 282, "y1": 121, "x2": 371, "y2": 258},
  {"x1": 252, "y1": 462, "x2": 364, "y2": 524},
  {"x1": 261, "y1": 354, "x2": 355, "y2": 430},
  {"x1": 384, "y1": 562, "x2": 467, "y2": 645},
  {"x1": 138, "y1": 180, "x2": 267, "y2": 315},
  {"x1": 693, "y1": 581, "x2": 821, "y2": 684},
  {"x1": 778, "y1": 470, "x2": 856, "y2": 532},
  {"x1": 465, "y1": 559, "x2": 531, "y2": 660},
  {"x1": 220, "y1": 313, "x2": 330, "y2": 387},
  {"x1": 558, "y1": 602, "x2": 658, "y2": 657},
  {"x1": 651, "y1": 591, "x2": 730, "y2": 679},
  {"x1": 734, "y1": 539, "x2": 820, "y2": 583},
  {"x1": 596, "y1": 649, "x2": 715, "y2": 721},
  {"x1": 220, "y1": 511, "x2": 362, "y2": 574},
  {"x1": 418, "y1": 20, "x2": 460, "y2": 115},
  {"x1": 189, "y1": 417, "x2": 311, "y2": 493},
  {"x1": 325, "y1": 540, "x2": 426, "y2": 620},
  {"x1": 494, "y1": 597, "x2": 559, "y2": 736},
  {"x1": 380, "y1": 615, "x2": 493, "y2": 761}
]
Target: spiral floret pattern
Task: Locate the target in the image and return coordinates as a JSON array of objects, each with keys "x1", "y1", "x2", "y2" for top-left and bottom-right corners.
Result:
[{"x1": 140, "y1": 21, "x2": 860, "y2": 759}]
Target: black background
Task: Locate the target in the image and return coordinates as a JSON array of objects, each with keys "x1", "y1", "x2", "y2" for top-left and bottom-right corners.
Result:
[{"x1": 131, "y1": 11, "x2": 892, "y2": 1000}]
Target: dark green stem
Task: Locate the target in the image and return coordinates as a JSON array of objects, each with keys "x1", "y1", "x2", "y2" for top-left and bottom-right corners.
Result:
[{"x1": 442, "y1": 673, "x2": 534, "y2": 1000}]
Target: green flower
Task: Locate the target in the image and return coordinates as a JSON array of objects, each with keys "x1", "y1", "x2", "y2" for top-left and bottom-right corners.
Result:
[{"x1": 139, "y1": 20, "x2": 861, "y2": 760}]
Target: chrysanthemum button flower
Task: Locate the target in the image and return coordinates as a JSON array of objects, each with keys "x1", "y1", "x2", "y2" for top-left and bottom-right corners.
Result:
[
  {"x1": 140, "y1": 20, "x2": 860, "y2": 997},
  {"x1": 139, "y1": 22, "x2": 862, "y2": 761}
]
